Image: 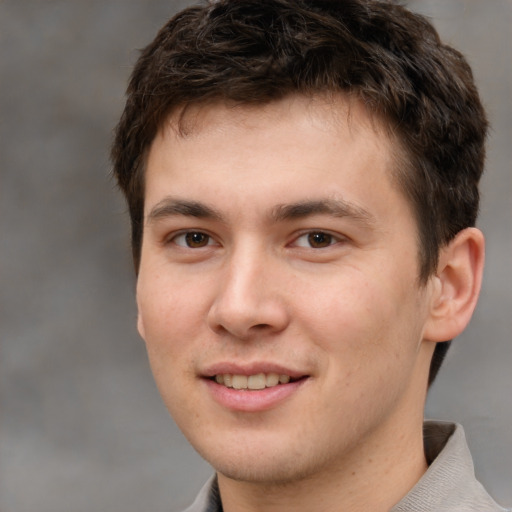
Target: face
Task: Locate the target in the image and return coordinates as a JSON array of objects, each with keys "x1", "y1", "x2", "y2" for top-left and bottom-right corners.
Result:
[{"x1": 137, "y1": 96, "x2": 435, "y2": 485}]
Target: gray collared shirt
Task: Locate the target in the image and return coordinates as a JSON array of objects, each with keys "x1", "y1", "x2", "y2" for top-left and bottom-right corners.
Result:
[{"x1": 182, "y1": 421, "x2": 509, "y2": 512}]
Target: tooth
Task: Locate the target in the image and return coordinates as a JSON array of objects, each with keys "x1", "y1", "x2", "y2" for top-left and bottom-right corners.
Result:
[
  {"x1": 232, "y1": 375, "x2": 248, "y2": 389},
  {"x1": 248, "y1": 373, "x2": 266, "y2": 390},
  {"x1": 218, "y1": 373, "x2": 293, "y2": 389},
  {"x1": 266, "y1": 373, "x2": 280, "y2": 387}
]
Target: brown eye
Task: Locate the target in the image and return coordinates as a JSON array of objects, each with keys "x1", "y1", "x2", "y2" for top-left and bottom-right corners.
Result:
[
  {"x1": 185, "y1": 232, "x2": 210, "y2": 248},
  {"x1": 172, "y1": 232, "x2": 212, "y2": 248},
  {"x1": 307, "y1": 232, "x2": 333, "y2": 248}
]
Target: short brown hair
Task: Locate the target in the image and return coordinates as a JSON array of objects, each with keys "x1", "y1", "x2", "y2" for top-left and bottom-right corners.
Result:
[{"x1": 111, "y1": 0, "x2": 488, "y2": 385}]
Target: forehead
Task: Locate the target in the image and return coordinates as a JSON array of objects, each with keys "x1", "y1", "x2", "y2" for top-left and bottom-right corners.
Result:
[{"x1": 145, "y1": 94, "x2": 410, "y2": 222}]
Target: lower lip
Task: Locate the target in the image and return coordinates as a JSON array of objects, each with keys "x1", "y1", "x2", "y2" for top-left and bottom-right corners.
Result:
[{"x1": 203, "y1": 378, "x2": 307, "y2": 412}]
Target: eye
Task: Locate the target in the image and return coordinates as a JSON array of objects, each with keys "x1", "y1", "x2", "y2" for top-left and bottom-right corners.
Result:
[
  {"x1": 294, "y1": 231, "x2": 338, "y2": 249},
  {"x1": 172, "y1": 231, "x2": 214, "y2": 248}
]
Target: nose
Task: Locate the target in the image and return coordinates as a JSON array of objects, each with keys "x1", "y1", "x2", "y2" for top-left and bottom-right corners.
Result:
[{"x1": 207, "y1": 246, "x2": 290, "y2": 340}]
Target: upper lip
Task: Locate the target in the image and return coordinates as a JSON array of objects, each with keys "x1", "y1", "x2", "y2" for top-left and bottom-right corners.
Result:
[{"x1": 201, "y1": 362, "x2": 308, "y2": 379}]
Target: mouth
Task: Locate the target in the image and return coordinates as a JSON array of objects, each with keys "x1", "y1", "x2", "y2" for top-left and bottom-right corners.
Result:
[
  {"x1": 202, "y1": 363, "x2": 310, "y2": 411},
  {"x1": 211, "y1": 373, "x2": 303, "y2": 390}
]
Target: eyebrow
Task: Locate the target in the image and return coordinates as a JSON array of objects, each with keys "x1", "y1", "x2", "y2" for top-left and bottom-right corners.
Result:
[
  {"x1": 271, "y1": 199, "x2": 375, "y2": 225},
  {"x1": 146, "y1": 198, "x2": 224, "y2": 224},
  {"x1": 146, "y1": 196, "x2": 375, "y2": 226}
]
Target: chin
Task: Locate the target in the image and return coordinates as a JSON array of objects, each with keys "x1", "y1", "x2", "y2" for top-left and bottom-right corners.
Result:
[
  {"x1": 212, "y1": 457, "x2": 316, "y2": 485},
  {"x1": 193, "y1": 433, "x2": 331, "y2": 486}
]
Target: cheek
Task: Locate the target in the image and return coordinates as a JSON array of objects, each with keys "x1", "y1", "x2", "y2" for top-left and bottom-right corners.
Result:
[
  {"x1": 137, "y1": 274, "x2": 206, "y2": 361},
  {"x1": 298, "y1": 274, "x2": 384, "y2": 338},
  {"x1": 298, "y1": 272, "x2": 422, "y2": 371},
  {"x1": 137, "y1": 280, "x2": 204, "y2": 415}
]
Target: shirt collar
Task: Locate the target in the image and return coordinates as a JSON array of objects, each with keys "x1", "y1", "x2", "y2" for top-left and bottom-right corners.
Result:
[{"x1": 391, "y1": 421, "x2": 506, "y2": 511}]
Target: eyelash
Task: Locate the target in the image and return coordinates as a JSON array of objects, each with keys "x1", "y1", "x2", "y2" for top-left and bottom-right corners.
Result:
[
  {"x1": 170, "y1": 231, "x2": 217, "y2": 248},
  {"x1": 292, "y1": 231, "x2": 342, "y2": 249},
  {"x1": 168, "y1": 230, "x2": 344, "y2": 250}
]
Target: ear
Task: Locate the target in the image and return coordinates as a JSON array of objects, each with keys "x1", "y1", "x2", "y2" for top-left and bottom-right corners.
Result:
[{"x1": 423, "y1": 227, "x2": 485, "y2": 342}]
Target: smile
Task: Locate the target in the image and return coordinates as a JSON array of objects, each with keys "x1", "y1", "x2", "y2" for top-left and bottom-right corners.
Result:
[
  {"x1": 214, "y1": 373, "x2": 292, "y2": 390},
  {"x1": 205, "y1": 371, "x2": 308, "y2": 412}
]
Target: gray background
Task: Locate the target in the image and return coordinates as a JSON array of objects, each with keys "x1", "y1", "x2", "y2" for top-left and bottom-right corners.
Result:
[{"x1": 1, "y1": 1, "x2": 510, "y2": 511}]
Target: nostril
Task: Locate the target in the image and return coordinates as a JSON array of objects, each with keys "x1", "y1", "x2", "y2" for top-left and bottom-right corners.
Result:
[{"x1": 207, "y1": 295, "x2": 290, "y2": 339}]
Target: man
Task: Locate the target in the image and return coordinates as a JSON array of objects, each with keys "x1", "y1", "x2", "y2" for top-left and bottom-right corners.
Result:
[{"x1": 111, "y1": 1, "x2": 509, "y2": 510}]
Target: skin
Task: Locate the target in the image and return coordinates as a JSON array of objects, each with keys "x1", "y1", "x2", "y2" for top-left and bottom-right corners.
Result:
[{"x1": 136, "y1": 95, "x2": 484, "y2": 512}]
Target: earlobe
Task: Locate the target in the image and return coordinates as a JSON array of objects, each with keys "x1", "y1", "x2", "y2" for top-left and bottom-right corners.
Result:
[{"x1": 424, "y1": 228, "x2": 485, "y2": 342}]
